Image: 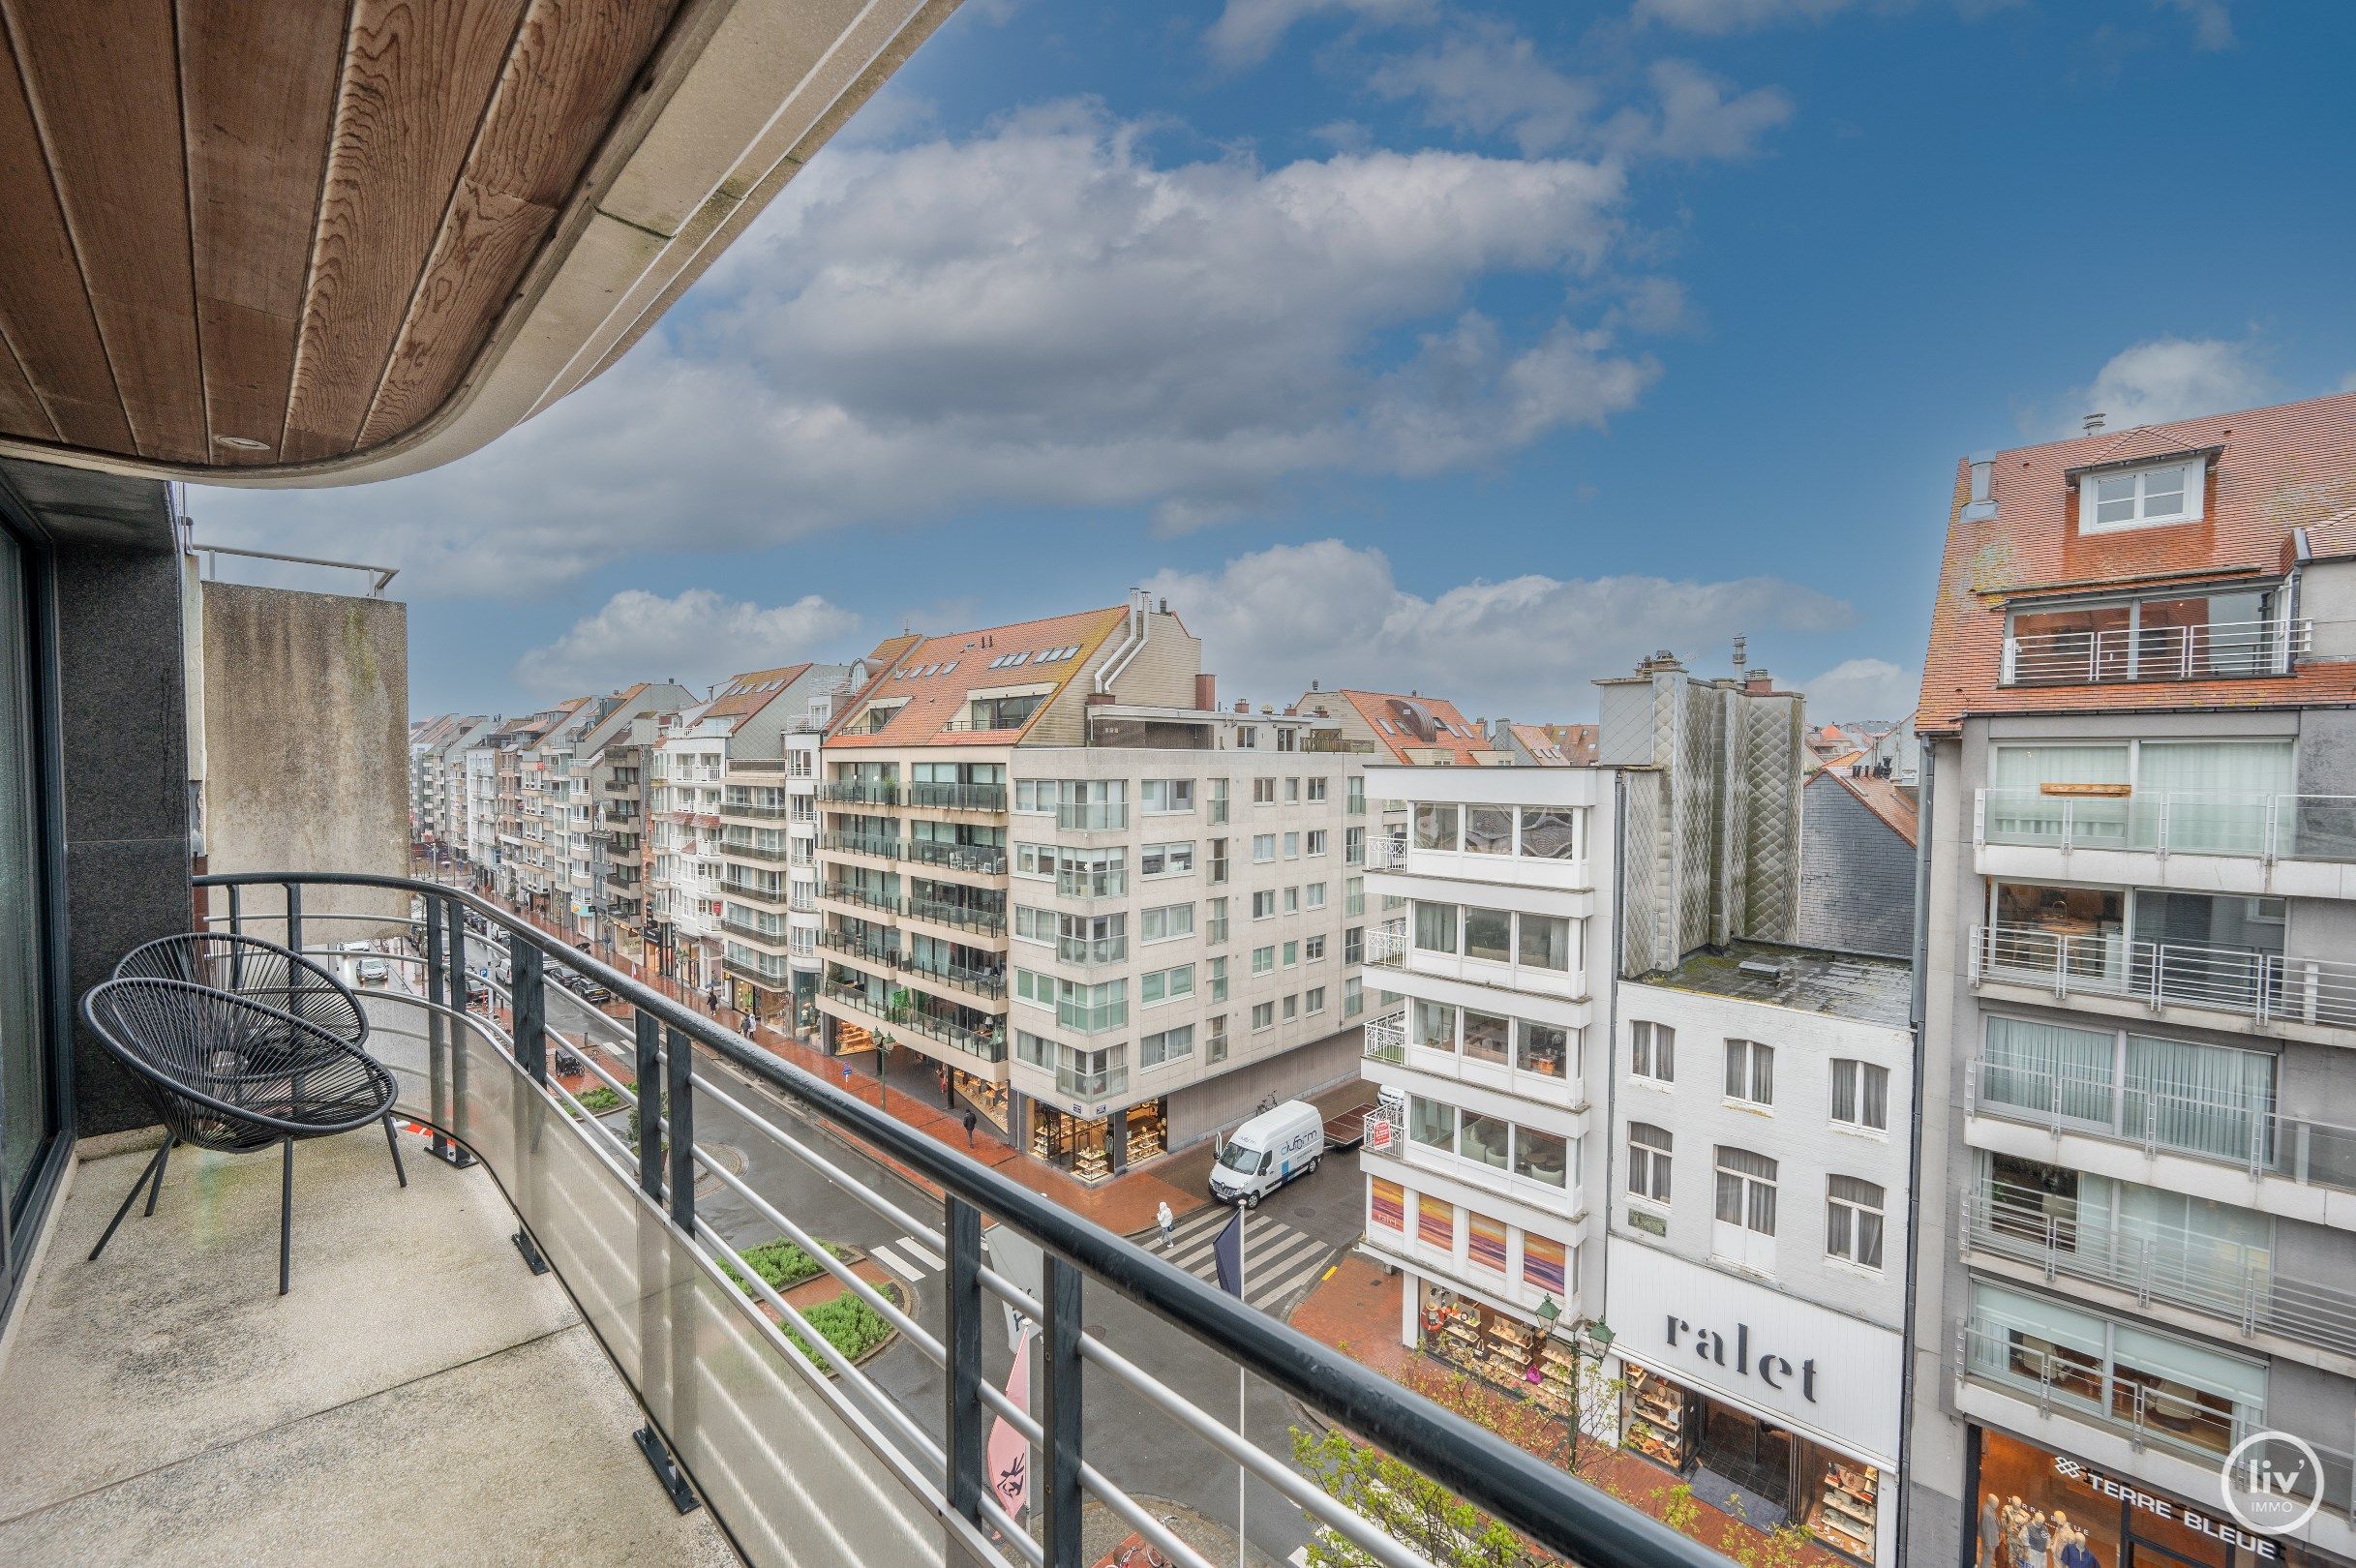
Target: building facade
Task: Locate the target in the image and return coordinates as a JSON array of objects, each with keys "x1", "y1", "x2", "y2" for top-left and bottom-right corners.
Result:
[
  {"x1": 811, "y1": 595, "x2": 1374, "y2": 1177},
  {"x1": 1907, "y1": 392, "x2": 2356, "y2": 1567},
  {"x1": 1604, "y1": 945, "x2": 1914, "y2": 1565}
]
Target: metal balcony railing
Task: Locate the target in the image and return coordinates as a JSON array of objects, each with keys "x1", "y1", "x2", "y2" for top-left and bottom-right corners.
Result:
[
  {"x1": 1971, "y1": 922, "x2": 2356, "y2": 1031},
  {"x1": 820, "y1": 781, "x2": 898, "y2": 806},
  {"x1": 820, "y1": 930, "x2": 899, "y2": 964},
  {"x1": 1363, "y1": 1010, "x2": 1407, "y2": 1064},
  {"x1": 725, "y1": 800, "x2": 793, "y2": 820},
  {"x1": 722, "y1": 838, "x2": 793, "y2": 862},
  {"x1": 2002, "y1": 617, "x2": 2311, "y2": 685},
  {"x1": 902, "y1": 838, "x2": 1009, "y2": 876},
  {"x1": 721, "y1": 917, "x2": 791, "y2": 946},
  {"x1": 1366, "y1": 924, "x2": 1408, "y2": 968},
  {"x1": 721, "y1": 880, "x2": 789, "y2": 909},
  {"x1": 906, "y1": 897, "x2": 1007, "y2": 937},
  {"x1": 1977, "y1": 788, "x2": 2356, "y2": 863},
  {"x1": 821, "y1": 984, "x2": 1005, "y2": 1064},
  {"x1": 204, "y1": 871, "x2": 1726, "y2": 1568},
  {"x1": 1961, "y1": 1054, "x2": 2356, "y2": 1194},
  {"x1": 820, "y1": 883, "x2": 901, "y2": 918},
  {"x1": 822, "y1": 831, "x2": 902, "y2": 860},
  {"x1": 908, "y1": 780, "x2": 1009, "y2": 813},
  {"x1": 1961, "y1": 1185, "x2": 2356, "y2": 1358},
  {"x1": 909, "y1": 956, "x2": 1010, "y2": 1002},
  {"x1": 722, "y1": 952, "x2": 792, "y2": 986},
  {"x1": 1365, "y1": 834, "x2": 1408, "y2": 871}
]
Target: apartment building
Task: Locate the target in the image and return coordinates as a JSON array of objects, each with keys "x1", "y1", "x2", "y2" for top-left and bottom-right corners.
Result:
[
  {"x1": 1605, "y1": 947, "x2": 1912, "y2": 1565},
  {"x1": 1357, "y1": 763, "x2": 1613, "y2": 1415},
  {"x1": 648, "y1": 664, "x2": 852, "y2": 996},
  {"x1": 537, "y1": 683, "x2": 696, "y2": 953},
  {"x1": 810, "y1": 594, "x2": 1373, "y2": 1179},
  {"x1": 1907, "y1": 392, "x2": 2356, "y2": 1568},
  {"x1": 1353, "y1": 655, "x2": 1925, "y2": 1556}
]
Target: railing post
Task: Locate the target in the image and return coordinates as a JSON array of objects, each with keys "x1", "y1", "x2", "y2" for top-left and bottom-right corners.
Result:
[
  {"x1": 664, "y1": 1026, "x2": 693, "y2": 1231},
  {"x1": 1042, "y1": 1252, "x2": 1085, "y2": 1568},
  {"x1": 284, "y1": 880, "x2": 304, "y2": 956},
  {"x1": 635, "y1": 1011, "x2": 663, "y2": 1199},
  {"x1": 227, "y1": 882, "x2": 242, "y2": 936},
  {"x1": 944, "y1": 1197, "x2": 985, "y2": 1527},
  {"x1": 510, "y1": 930, "x2": 546, "y2": 1083},
  {"x1": 425, "y1": 895, "x2": 451, "y2": 1162},
  {"x1": 2060, "y1": 798, "x2": 2074, "y2": 853}
]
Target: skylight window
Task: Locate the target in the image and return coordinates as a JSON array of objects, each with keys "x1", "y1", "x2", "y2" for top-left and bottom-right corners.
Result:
[{"x1": 2080, "y1": 457, "x2": 2206, "y2": 532}]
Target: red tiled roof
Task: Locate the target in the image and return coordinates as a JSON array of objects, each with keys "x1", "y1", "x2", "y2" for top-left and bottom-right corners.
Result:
[
  {"x1": 829, "y1": 608, "x2": 1130, "y2": 747},
  {"x1": 1810, "y1": 768, "x2": 1919, "y2": 848},
  {"x1": 1332, "y1": 689, "x2": 1492, "y2": 764},
  {"x1": 697, "y1": 664, "x2": 813, "y2": 734},
  {"x1": 1917, "y1": 390, "x2": 2356, "y2": 737}
]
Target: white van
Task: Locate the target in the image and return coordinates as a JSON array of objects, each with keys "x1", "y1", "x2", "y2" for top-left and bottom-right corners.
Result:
[{"x1": 1208, "y1": 1101, "x2": 1326, "y2": 1208}]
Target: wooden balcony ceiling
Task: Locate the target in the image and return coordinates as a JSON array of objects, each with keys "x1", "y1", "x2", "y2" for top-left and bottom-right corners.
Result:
[{"x1": 0, "y1": 0, "x2": 957, "y2": 479}]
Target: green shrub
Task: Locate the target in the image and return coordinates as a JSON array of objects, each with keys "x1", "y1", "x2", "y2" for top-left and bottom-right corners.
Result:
[
  {"x1": 572, "y1": 1084, "x2": 623, "y2": 1115},
  {"x1": 786, "y1": 1284, "x2": 898, "y2": 1369},
  {"x1": 721, "y1": 1237, "x2": 846, "y2": 1295}
]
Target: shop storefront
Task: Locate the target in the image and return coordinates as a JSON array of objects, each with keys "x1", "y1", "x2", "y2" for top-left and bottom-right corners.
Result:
[
  {"x1": 1617, "y1": 1363, "x2": 1884, "y2": 1561},
  {"x1": 1604, "y1": 1243, "x2": 1902, "y2": 1564},
  {"x1": 952, "y1": 1068, "x2": 1007, "y2": 1129},
  {"x1": 1971, "y1": 1429, "x2": 2346, "y2": 1568},
  {"x1": 1029, "y1": 1105, "x2": 1110, "y2": 1178},
  {"x1": 1416, "y1": 1278, "x2": 1583, "y2": 1420},
  {"x1": 1123, "y1": 1098, "x2": 1167, "y2": 1164}
]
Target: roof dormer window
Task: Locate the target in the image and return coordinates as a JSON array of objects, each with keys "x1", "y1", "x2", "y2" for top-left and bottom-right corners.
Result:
[{"x1": 2078, "y1": 455, "x2": 2206, "y2": 533}]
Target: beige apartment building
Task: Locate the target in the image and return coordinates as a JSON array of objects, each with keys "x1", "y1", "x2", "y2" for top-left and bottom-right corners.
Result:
[{"x1": 813, "y1": 594, "x2": 1374, "y2": 1179}]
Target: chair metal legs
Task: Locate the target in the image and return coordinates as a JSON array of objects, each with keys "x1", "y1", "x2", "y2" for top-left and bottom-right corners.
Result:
[
  {"x1": 381, "y1": 1114, "x2": 408, "y2": 1189},
  {"x1": 281, "y1": 1138, "x2": 294, "y2": 1297},
  {"x1": 143, "y1": 1136, "x2": 174, "y2": 1217},
  {"x1": 88, "y1": 1140, "x2": 170, "y2": 1262}
]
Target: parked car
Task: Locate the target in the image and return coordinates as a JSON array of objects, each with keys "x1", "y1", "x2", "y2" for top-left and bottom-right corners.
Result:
[
  {"x1": 356, "y1": 955, "x2": 390, "y2": 985},
  {"x1": 1208, "y1": 1100, "x2": 1325, "y2": 1208}
]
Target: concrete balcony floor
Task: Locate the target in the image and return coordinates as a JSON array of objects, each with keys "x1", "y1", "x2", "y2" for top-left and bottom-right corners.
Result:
[{"x1": 0, "y1": 1127, "x2": 735, "y2": 1567}]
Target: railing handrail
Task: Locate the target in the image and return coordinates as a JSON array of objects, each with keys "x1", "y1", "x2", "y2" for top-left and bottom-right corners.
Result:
[
  {"x1": 2002, "y1": 615, "x2": 2311, "y2": 685},
  {"x1": 1973, "y1": 920, "x2": 2356, "y2": 1030},
  {"x1": 1977, "y1": 786, "x2": 2356, "y2": 864},
  {"x1": 196, "y1": 870, "x2": 1728, "y2": 1568}
]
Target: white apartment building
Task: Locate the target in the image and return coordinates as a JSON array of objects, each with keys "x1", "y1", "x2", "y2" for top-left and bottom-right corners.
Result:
[
  {"x1": 649, "y1": 663, "x2": 851, "y2": 995},
  {"x1": 1358, "y1": 765, "x2": 1611, "y2": 1413},
  {"x1": 1605, "y1": 947, "x2": 1912, "y2": 1566},
  {"x1": 813, "y1": 596, "x2": 1373, "y2": 1179}
]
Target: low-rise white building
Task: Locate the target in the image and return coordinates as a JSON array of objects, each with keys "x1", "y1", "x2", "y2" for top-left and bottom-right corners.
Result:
[{"x1": 1604, "y1": 943, "x2": 1913, "y2": 1565}]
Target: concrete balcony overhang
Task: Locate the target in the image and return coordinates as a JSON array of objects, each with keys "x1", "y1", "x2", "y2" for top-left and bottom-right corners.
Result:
[
  {"x1": 1365, "y1": 867, "x2": 1595, "y2": 920},
  {"x1": 1971, "y1": 973, "x2": 2356, "y2": 1052},
  {"x1": 1960, "y1": 1110, "x2": 2356, "y2": 1231},
  {"x1": 1976, "y1": 840, "x2": 2356, "y2": 901}
]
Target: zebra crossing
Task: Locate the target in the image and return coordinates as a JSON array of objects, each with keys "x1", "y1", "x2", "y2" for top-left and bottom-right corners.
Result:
[
  {"x1": 866, "y1": 1230, "x2": 946, "y2": 1284},
  {"x1": 1155, "y1": 1204, "x2": 1336, "y2": 1314}
]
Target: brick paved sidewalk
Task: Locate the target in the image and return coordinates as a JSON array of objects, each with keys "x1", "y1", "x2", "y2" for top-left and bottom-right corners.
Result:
[{"x1": 1287, "y1": 1253, "x2": 1849, "y2": 1567}]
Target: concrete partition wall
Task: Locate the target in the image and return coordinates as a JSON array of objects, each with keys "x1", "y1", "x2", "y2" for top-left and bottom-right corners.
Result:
[{"x1": 198, "y1": 583, "x2": 409, "y2": 935}]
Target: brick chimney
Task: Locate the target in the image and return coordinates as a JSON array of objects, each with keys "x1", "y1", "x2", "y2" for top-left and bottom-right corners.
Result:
[{"x1": 1195, "y1": 674, "x2": 1217, "y2": 711}]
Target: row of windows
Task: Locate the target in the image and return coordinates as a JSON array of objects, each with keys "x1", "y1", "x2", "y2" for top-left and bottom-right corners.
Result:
[
  {"x1": 1628, "y1": 1022, "x2": 1889, "y2": 1131},
  {"x1": 1411, "y1": 901, "x2": 1574, "y2": 971},
  {"x1": 1405, "y1": 999, "x2": 1578, "y2": 1081},
  {"x1": 1410, "y1": 802, "x2": 1582, "y2": 859},
  {"x1": 1626, "y1": 1128, "x2": 1886, "y2": 1271},
  {"x1": 1008, "y1": 775, "x2": 1356, "y2": 812},
  {"x1": 1249, "y1": 884, "x2": 1328, "y2": 917},
  {"x1": 1403, "y1": 1096, "x2": 1574, "y2": 1190}
]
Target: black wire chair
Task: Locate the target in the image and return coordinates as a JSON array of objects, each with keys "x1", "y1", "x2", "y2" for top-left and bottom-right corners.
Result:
[
  {"x1": 111, "y1": 931, "x2": 408, "y2": 1193},
  {"x1": 81, "y1": 977, "x2": 402, "y2": 1294}
]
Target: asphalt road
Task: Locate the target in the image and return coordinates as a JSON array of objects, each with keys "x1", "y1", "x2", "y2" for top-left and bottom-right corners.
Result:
[{"x1": 367, "y1": 927, "x2": 1373, "y2": 1563}]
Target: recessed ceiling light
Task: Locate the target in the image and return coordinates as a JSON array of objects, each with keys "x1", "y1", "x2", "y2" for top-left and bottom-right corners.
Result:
[{"x1": 214, "y1": 435, "x2": 271, "y2": 451}]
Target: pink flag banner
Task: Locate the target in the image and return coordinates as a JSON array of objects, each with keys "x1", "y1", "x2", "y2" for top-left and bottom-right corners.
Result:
[{"x1": 985, "y1": 1327, "x2": 1034, "y2": 1522}]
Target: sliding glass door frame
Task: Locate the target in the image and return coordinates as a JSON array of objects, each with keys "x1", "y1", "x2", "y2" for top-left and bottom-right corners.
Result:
[{"x1": 0, "y1": 483, "x2": 79, "y2": 1335}]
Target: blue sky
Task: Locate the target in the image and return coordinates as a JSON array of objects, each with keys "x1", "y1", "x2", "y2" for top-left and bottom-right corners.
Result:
[{"x1": 191, "y1": 0, "x2": 2356, "y2": 724}]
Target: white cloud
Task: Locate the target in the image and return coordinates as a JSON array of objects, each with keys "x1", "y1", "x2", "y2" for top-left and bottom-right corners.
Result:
[
  {"x1": 1204, "y1": 0, "x2": 1435, "y2": 69},
  {"x1": 1140, "y1": 538, "x2": 1856, "y2": 714},
  {"x1": 511, "y1": 588, "x2": 860, "y2": 700},
  {"x1": 1367, "y1": 30, "x2": 1790, "y2": 164},
  {"x1": 2068, "y1": 337, "x2": 2273, "y2": 434},
  {"x1": 1620, "y1": 60, "x2": 1795, "y2": 162},
  {"x1": 1796, "y1": 656, "x2": 1918, "y2": 724},
  {"x1": 197, "y1": 103, "x2": 1657, "y2": 591},
  {"x1": 2155, "y1": 0, "x2": 2233, "y2": 49},
  {"x1": 1367, "y1": 22, "x2": 1597, "y2": 156}
]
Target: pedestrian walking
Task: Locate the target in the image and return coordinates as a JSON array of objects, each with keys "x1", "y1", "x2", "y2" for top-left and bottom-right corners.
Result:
[
  {"x1": 939, "y1": 1065, "x2": 952, "y2": 1109},
  {"x1": 1156, "y1": 1200, "x2": 1176, "y2": 1252},
  {"x1": 963, "y1": 1109, "x2": 979, "y2": 1148}
]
